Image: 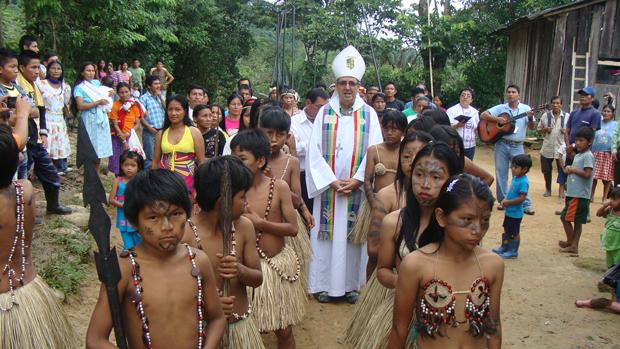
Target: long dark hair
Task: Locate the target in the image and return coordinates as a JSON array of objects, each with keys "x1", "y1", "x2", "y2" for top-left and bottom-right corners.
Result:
[
  {"x1": 163, "y1": 94, "x2": 193, "y2": 129},
  {"x1": 73, "y1": 61, "x2": 96, "y2": 87},
  {"x1": 430, "y1": 125, "x2": 465, "y2": 168},
  {"x1": 420, "y1": 173, "x2": 495, "y2": 247},
  {"x1": 395, "y1": 131, "x2": 434, "y2": 200},
  {"x1": 396, "y1": 142, "x2": 463, "y2": 254},
  {"x1": 219, "y1": 92, "x2": 244, "y2": 132},
  {"x1": 45, "y1": 60, "x2": 64, "y2": 82}
]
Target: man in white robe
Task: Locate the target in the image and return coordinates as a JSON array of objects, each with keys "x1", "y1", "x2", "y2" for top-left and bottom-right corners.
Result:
[{"x1": 306, "y1": 46, "x2": 383, "y2": 303}]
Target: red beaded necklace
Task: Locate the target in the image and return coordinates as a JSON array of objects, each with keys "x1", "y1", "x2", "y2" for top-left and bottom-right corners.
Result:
[
  {"x1": 126, "y1": 244, "x2": 206, "y2": 348},
  {"x1": 0, "y1": 182, "x2": 27, "y2": 312}
]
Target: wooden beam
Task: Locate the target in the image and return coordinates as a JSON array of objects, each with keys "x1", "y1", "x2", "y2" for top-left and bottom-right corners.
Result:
[
  {"x1": 588, "y1": 5, "x2": 604, "y2": 85},
  {"x1": 598, "y1": 60, "x2": 620, "y2": 67},
  {"x1": 548, "y1": 14, "x2": 567, "y2": 96},
  {"x1": 543, "y1": 0, "x2": 607, "y2": 18},
  {"x1": 599, "y1": 0, "x2": 617, "y2": 57}
]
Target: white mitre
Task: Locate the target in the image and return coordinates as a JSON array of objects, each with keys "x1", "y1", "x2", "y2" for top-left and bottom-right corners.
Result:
[{"x1": 332, "y1": 45, "x2": 366, "y2": 81}]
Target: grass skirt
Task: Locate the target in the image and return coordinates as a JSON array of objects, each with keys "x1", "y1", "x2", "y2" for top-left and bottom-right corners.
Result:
[
  {"x1": 250, "y1": 244, "x2": 307, "y2": 332},
  {"x1": 343, "y1": 270, "x2": 392, "y2": 347},
  {"x1": 349, "y1": 200, "x2": 371, "y2": 245},
  {"x1": 285, "y1": 212, "x2": 312, "y2": 291},
  {"x1": 358, "y1": 292, "x2": 416, "y2": 349},
  {"x1": 226, "y1": 316, "x2": 266, "y2": 349},
  {"x1": 0, "y1": 276, "x2": 78, "y2": 349}
]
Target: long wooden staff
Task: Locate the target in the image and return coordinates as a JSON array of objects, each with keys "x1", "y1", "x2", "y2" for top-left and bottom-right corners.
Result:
[
  {"x1": 219, "y1": 160, "x2": 233, "y2": 347},
  {"x1": 77, "y1": 117, "x2": 128, "y2": 349}
]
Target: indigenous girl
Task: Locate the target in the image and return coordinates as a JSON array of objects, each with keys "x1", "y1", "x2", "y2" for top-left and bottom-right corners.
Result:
[
  {"x1": 0, "y1": 124, "x2": 78, "y2": 348},
  {"x1": 372, "y1": 92, "x2": 387, "y2": 123},
  {"x1": 357, "y1": 142, "x2": 463, "y2": 349},
  {"x1": 432, "y1": 94, "x2": 447, "y2": 112},
  {"x1": 107, "y1": 82, "x2": 144, "y2": 175},
  {"x1": 343, "y1": 131, "x2": 434, "y2": 347},
  {"x1": 36, "y1": 60, "x2": 72, "y2": 173},
  {"x1": 430, "y1": 124, "x2": 494, "y2": 186},
  {"x1": 73, "y1": 61, "x2": 113, "y2": 173},
  {"x1": 281, "y1": 89, "x2": 300, "y2": 116},
  {"x1": 194, "y1": 104, "x2": 226, "y2": 159},
  {"x1": 221, "y1": 92, "x2": 244, "y2": 137},
  {"x1": 153, "y1": 95, "x2": 205, "y2": 194},
  {"x1": 575, "y1": 184, "x2": 620, "y2": 314},
  {"x1": 96, "y1": 59, "x2": 107, "y2": 80},
  {"x1": 592, "y1": 104, "x2": 617, "y2": 202},
  {"x1": 108, "y1": 150, "x2": 144, "y2": 252},
  {"x1": 211, "y1": 103, "x2": 224, "y2": 127},
  {"x1": 350, "y1": 110, "x2": 407, "y2": 266},
  {"x1": 389, "y1": 174, "x2": 502, "y2": 349}
]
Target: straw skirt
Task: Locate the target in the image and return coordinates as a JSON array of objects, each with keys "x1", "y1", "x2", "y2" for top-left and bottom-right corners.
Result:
[
  {"x1": 285, "y1": 212, "x2": 313, "y2": 291},
  {"x1": 349, "y1": 200, "x2": 371, "y2": 244},
  {"x1": 0, "y1": 276, "x2": 78, "y2": 349},
  {"x1": 226, "y1": 316, "x2": 266, "y2": 349},
  {"x1": 250, "y1": 244, "x2": 307, "y2": 332}
]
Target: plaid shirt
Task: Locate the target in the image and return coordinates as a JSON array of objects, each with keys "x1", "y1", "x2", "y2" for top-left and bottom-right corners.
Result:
[{"x1": 139, "y1": 91, "x2": 165, "y2": 129}]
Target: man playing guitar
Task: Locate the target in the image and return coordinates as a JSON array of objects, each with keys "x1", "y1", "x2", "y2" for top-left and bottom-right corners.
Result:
[{"x1": 480, "y1": 84, "x2": 536, "y2": 214}]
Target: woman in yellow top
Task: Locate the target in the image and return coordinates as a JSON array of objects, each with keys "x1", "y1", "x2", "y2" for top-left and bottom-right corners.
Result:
[{"x1": 153, "y1": 95, "x2": 205, "y2": 194}]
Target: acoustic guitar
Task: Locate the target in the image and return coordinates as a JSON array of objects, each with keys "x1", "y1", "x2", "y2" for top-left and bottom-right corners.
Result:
[{"x1": 478, "y1": 104, "x2": 548, "y2": 144}]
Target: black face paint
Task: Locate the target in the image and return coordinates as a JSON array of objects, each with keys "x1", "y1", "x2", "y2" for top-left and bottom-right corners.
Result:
[{"x1": 412, "y1": 159, "x2": 447, "y2": 206}]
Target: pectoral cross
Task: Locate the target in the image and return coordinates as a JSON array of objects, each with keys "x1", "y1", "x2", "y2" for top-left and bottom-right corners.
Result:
[{"x1": 335, "y1": 143, "x2": 344, "y2": 155}]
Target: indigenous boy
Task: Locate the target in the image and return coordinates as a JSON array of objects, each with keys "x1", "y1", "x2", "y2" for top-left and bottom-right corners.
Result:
[
  {"x1": 0, "y1": 109, "x2": 77, "y2": 349},
  {"x1": 231, "y1": 129, "x2": 305, "y2": 349},
  {"x1": 492, "y1": 154, "x2": 532, "y2": 259},
  {"x1": 559, "y1": 126, "x2": 595, "y2": 255},
  {"x1": 186, "y1": 156, "x2": 265, "y2": 348},
  {"x1": 86, "y1": 169, "x2": 226, "y2": 349},
  {"x1": 260, "y1": 107, "x2": 314, "y2": 289}
]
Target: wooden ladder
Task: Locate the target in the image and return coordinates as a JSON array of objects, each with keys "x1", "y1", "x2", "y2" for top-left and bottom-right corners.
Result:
[{"x1": 569, "y1": 37, "x2": 590, "y2": 112}]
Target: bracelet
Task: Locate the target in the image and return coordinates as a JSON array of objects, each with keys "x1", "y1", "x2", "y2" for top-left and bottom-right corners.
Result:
[{"x1": 122, "y1": 140, "x2": 127, "y2": 144}]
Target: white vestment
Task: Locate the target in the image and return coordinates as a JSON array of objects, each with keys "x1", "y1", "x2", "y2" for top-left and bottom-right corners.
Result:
[{"x1": 305, "y1": 94, "x2": 383, "y2": 296}]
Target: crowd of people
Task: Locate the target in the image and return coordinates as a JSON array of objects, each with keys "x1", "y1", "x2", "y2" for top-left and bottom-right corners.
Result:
[{"x1": 0, "y1": 33, "x2": 618, "y2": 349}]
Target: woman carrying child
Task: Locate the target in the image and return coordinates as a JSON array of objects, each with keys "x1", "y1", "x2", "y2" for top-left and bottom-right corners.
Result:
[
  {"x1": 108, "y1": 82, "x2": 144, "y2": 175},
  {"x1": 389, "y1": 174, "x2": 504, "y2": 349}
]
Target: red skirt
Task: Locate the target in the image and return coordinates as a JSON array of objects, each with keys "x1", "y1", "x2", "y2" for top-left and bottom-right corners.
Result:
[{"x1": 593, "y1": 151, "x2": 614, "y2": 181}]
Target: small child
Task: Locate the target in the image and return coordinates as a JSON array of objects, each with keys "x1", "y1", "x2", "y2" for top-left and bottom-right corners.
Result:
[
  {"x1": 187, "y1": 156, "x2": 265, "y2": 348},
  {"x1": 493, "y1": 154, "x2": 532, "y2": 259},
  {"x1": 354, "y1": 110, "x2": 406, "y2": 256},
  {"x1": 574, "y1": 188, "x2": 620, "y2": 313},
  {"x1": 108, "y1": 150, "x2": 144, "y2": 251},
  {"x1": 131, "y1": 83, "x2": 141, "y2": 99},
  {"x1": 559, "y1": 126, "x2": 595, "y2": 255},
  {"x1": 0, "y1": 123, "x2": 78, "y2": 348},
  {"x1": 260, "y1": 107, "x2": 314, "y2": 287},
  {"x1": 231, "y1": 129, "x2": 305, "y2": 349},
  {"x1": 86, "y1": 169, "x2": 226, "y2": 348}
]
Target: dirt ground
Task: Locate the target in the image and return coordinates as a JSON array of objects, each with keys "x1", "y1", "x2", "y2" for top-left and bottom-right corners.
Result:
[{"x1": 63, "y1": 145, "x2": 618, "y2": 348}]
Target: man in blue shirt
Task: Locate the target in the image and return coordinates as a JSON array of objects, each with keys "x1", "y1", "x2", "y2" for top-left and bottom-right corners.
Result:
[
  {"x1": 565, "y1": 86, "x2": 601, "y2": 160},
  {"x1": 139, "y1": 75, "x2": 166, "y2": 169},
  {"x1": 480, "y1": 84, "x2": 535, "y2": 213}
]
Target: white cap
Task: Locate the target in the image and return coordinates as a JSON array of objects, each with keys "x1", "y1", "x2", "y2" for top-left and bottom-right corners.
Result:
[{"x1": 332, "y1": 45, "x2": 366, "y2": 81}]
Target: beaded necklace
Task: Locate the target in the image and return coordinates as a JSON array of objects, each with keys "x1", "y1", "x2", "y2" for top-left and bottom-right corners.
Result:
[
  {"x1": 126, "y1": 244, "x2": 205, "y2": 348},
  {"x1": 255, "y1": 178, "x2": 301, "y2": 283},
  {"x1": 188, "y1": 219, "x2": 252, "y2": 321},
  {"x1": 0, "y1": 182, "x2": 26, "y2": 312}
]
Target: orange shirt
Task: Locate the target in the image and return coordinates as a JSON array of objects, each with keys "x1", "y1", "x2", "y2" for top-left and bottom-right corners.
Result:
[{"x1": 108, "y1": 100, "x2": 142, "y2": 134}]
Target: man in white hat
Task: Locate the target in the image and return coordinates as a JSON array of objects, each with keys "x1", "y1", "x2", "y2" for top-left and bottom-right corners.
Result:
[{"x1": 305, "y1": 45, "x2": 383, "y2": 303}]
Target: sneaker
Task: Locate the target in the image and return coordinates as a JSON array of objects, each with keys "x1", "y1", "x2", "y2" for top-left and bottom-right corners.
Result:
[{"x1": 543, "y1": 191, "x2": 551, "y2": 197}]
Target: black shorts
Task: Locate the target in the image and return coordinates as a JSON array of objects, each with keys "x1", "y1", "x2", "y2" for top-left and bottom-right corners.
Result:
[{"x1": 503, "y1": 216, "x2": 522, "y2": 238}]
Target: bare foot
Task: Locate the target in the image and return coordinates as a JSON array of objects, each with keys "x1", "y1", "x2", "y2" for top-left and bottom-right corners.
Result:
[
  {"x1": 558, "y1": 240, "x2": 570, "y2": 248},
  {"x1": 575, "y1": 298, "x2": 611, "y2": 309},
  {"x1": 559, "y1": 246, "x2": 578, "y2": 255}
]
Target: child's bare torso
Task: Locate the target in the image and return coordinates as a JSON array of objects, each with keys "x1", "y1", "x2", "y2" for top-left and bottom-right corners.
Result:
[
  {"x1": 0, "y1": 181, "x2": 36, "y2": 294},
  {"x1": 246, "y1": 176, "x2": 286, "y2": 257},
  {"x1": 192, "y1": 216, "x2": 252, "y2": 321},
  {"x1": 372, "y1": 144, "x2": 399, "y2": 191},
  {"x1": 120, "y1": 245, "x2": 203, "y2": 348}
]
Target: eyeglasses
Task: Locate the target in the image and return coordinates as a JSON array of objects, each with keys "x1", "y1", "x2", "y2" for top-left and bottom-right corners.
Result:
[{"x1": 337, "y1": 80, "x2": 359, "y2": 88}]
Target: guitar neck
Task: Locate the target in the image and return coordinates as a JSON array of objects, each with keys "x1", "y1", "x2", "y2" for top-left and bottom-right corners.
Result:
[{"x1": 507, "y1": 105, "x2": 545, "y2": 123}]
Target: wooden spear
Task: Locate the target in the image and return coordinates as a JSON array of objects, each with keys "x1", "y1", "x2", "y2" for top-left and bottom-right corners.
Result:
[{"x1": 219, "y1": 160, "x2": 233, "y2": 347}]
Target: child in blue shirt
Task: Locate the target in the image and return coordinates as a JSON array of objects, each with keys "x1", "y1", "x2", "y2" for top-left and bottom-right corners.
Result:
[{"x1": 493, "y1": 154, "x2": 532, "y2": 259}]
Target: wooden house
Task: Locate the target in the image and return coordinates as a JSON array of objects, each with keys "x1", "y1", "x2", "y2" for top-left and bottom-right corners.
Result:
[{"x1": 500, "y1": 0, "x2": 620, "y2": 111}]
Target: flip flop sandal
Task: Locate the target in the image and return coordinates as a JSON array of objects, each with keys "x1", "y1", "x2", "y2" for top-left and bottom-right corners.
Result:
[
  {"x1": 315, "y1": 292, "x2": 331, "y2": 303},
  {"x1": 345, "y1": 291, "x2": 360, "y2": 304}
]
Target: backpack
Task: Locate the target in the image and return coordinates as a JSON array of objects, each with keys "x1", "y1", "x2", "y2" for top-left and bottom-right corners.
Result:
[{"x1": 547, "y1": 111, "x2": 565, "y2": 129}]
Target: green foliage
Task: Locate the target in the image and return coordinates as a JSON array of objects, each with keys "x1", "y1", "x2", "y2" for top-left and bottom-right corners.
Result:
[
  {"x1": 0, "y1": 3, "x2": 25, "y2": 48},
  {"x1": 34, "y1": 219, "x2": 92, "y2": 296}
]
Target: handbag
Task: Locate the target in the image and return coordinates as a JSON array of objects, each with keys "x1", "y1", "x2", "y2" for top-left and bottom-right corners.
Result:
[{"x1": 602, "y1": 262, "x2": 620, "y2": 290}]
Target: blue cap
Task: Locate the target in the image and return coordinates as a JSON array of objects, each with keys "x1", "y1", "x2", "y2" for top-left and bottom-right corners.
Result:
[{"x1": 578, "y1": 86, "x2": 596, "y2": 96}]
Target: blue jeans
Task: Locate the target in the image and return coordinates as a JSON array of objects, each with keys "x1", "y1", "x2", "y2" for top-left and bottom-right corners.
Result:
[
  {"x1": 464, "y1": 147, "x2": 475, "y2": 160},
  {"x1": 142, "y1": 130, "x2": 156, "y2": 170},
  {"x1": 494, "y1": 140, "x2": 532, "y2": 209}
]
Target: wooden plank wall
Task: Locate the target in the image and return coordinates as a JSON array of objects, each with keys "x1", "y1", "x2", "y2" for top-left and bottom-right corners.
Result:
[
  {"x1": 599, "y1": 0, "x2": 617, "y2": 58},
  {"x1": 505, "y1": 29, "x2": 529, "y2": 92}
]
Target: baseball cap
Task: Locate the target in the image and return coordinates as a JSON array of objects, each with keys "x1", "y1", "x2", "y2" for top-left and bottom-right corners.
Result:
[{"x1": 577, "y1": 86, "x2": 596, "y2": 96}]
